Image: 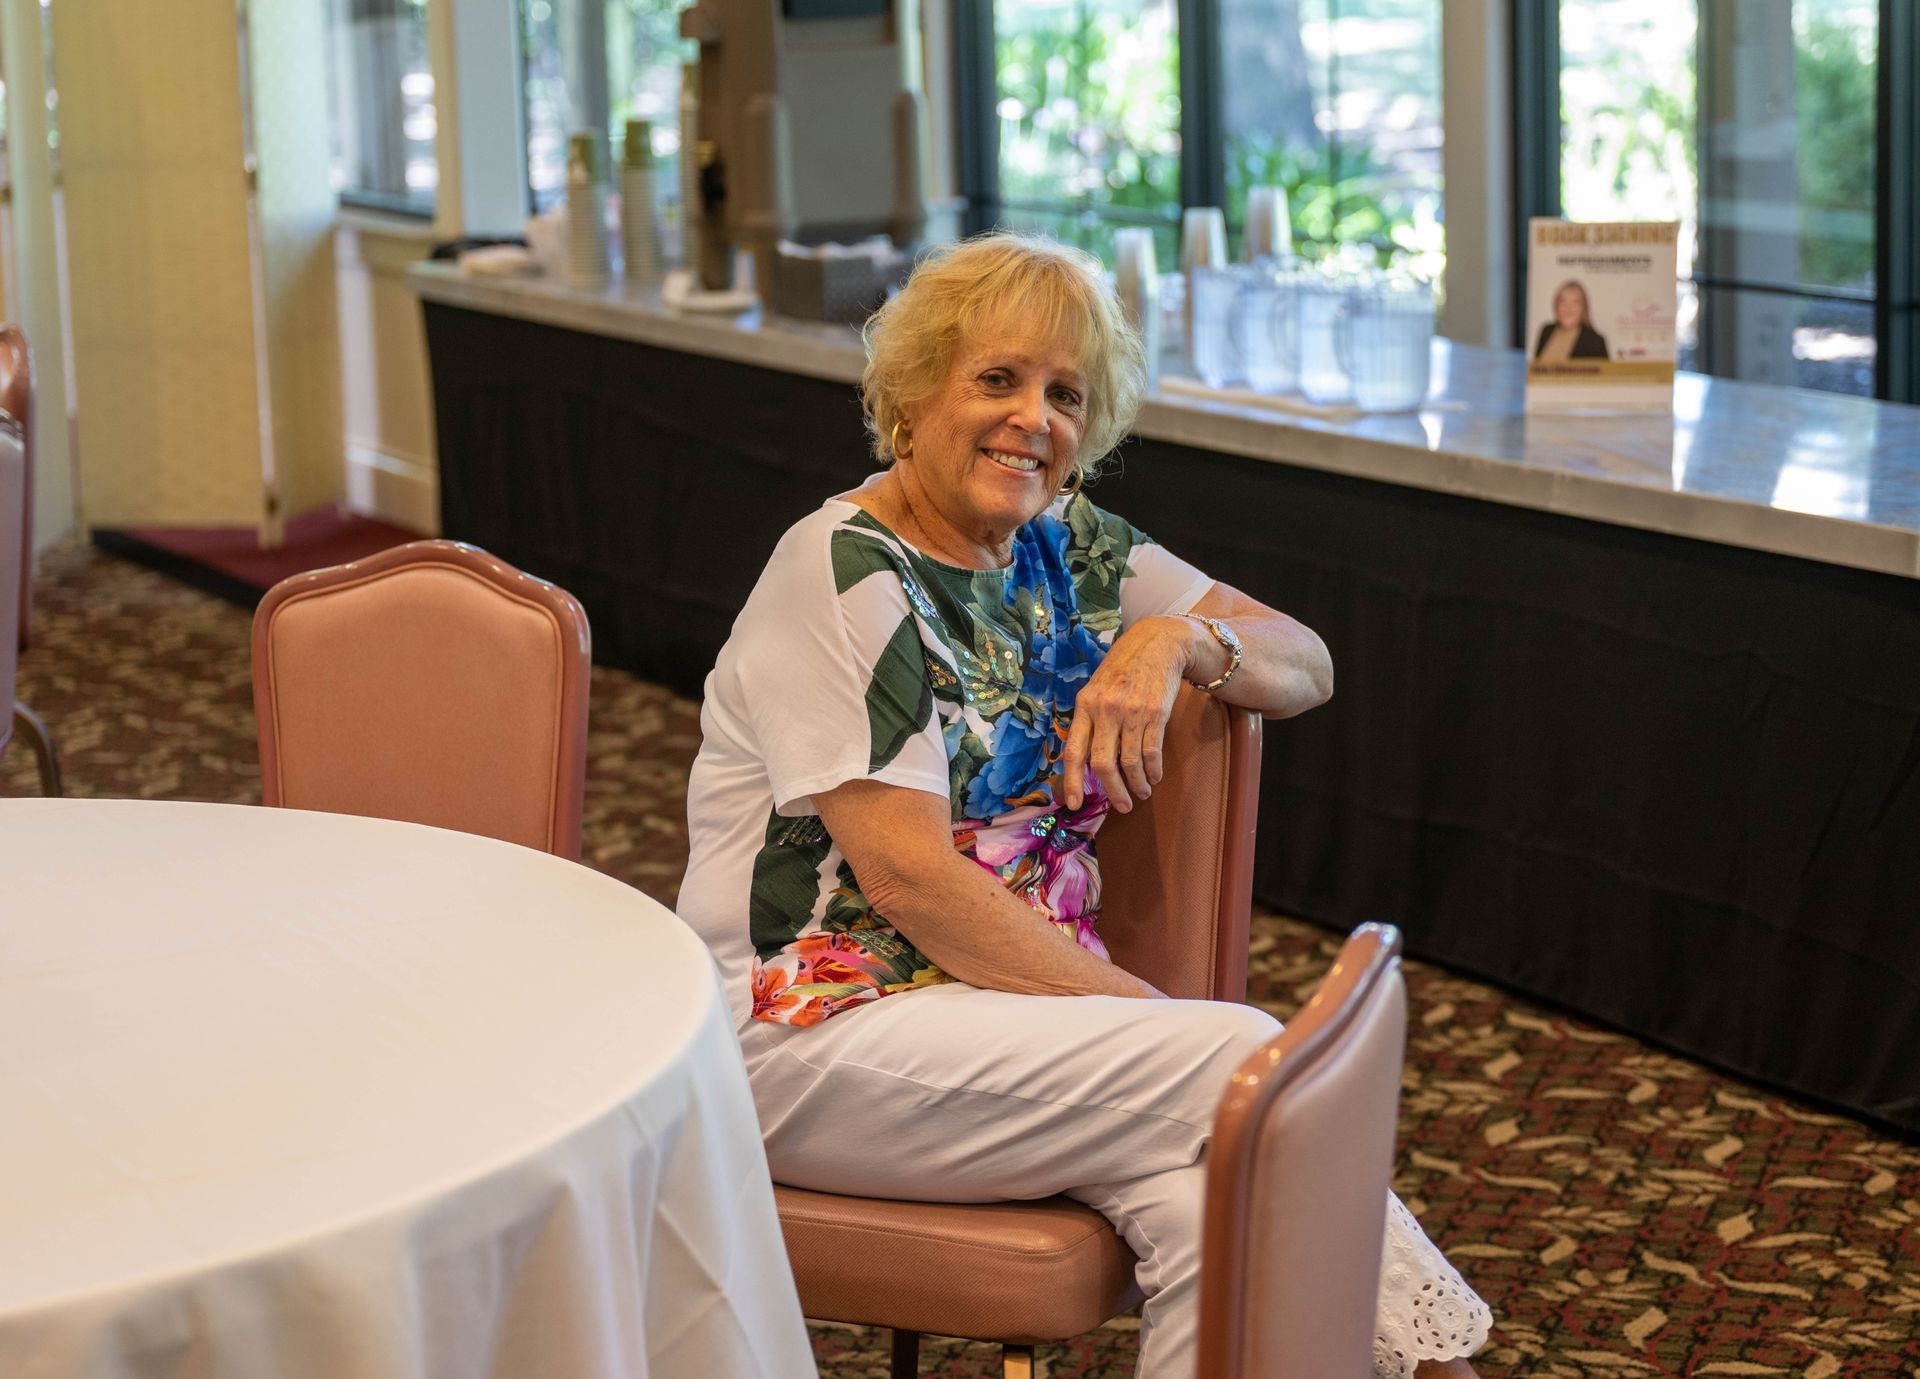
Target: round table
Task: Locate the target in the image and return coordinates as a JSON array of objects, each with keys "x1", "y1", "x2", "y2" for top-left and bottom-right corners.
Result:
[{"x1": 0, "y1": 798, "x2": 815, "y2": 1379}]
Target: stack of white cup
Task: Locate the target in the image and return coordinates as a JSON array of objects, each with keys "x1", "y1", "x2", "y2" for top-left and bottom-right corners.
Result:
[
  {"x1": 565, "y1": 131, "x2": 611, "y2": 289},
  {"x1": 1242, "y1": 185, "x2": 1293, "y2": 263},
  {"x1": 1179, "y1": 207, "x2": 1228, "y2": 369},
  {"x1": 621, "y1": 118, "x2": 663, "y2": 287},
  {"x1": 1112, "y1": 228, "x2": 1163, "y2": 386}
]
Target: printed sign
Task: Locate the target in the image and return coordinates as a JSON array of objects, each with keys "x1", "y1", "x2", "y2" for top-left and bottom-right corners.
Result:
[{"x1": 1525, "y1": 219, "x2": 1679, "y2": 413}]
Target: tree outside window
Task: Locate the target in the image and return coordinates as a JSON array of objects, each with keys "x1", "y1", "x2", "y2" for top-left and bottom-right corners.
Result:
[
  {"x1": 985, "y1": 0, "x2": 1445, "y2": 278},
  {"x1": 1556, "y1": 0, "x2": 1878, "y2": 395}
]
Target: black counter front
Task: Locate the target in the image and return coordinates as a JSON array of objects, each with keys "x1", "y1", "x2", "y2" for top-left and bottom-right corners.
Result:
[
  {"x1": 423, "y1": 298, "x2": 1920, "y2": 1134},
  {"x1": 427, "y1": 305, "x2": 875, "y2": 695}
]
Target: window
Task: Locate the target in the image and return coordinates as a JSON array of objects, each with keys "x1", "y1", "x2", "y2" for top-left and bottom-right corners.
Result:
[
  {"x1": 521, "y1": 0, "x2": 690, "y2": 216},
  {"x1": 328, "y1": 0, "x2": 437, "y2": 215},
  {"x1": 1222, "y1": 0, "x2": 1443, "y2": 270},
  {"x1": 992, "y1": 0, "x2": 1183, "y2": 265},
  {"x1": 968, "y1": 0, "x2": 1446, "y2": 275},
  {"x1": 1519, "y1": 0, "x2": 1914, "y2": 400}
]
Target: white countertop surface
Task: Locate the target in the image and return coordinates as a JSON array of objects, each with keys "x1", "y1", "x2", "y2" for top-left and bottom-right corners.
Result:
[{"x1": 412, "y1": 262, "x2": 1920, "y2": 579}]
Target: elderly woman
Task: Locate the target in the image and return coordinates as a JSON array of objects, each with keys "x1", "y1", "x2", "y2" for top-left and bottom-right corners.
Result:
[{"x1": 678, "y1": 233, "x2": 1491, "y2": 1378}]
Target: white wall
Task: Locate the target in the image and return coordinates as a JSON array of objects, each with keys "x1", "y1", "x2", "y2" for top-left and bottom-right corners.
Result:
[
  {"x1": 336, "y1": 215, "x2": 442, "y2": 535},
  {"x1": 338, "y1": 0, "x2": 524, "y2": 533},
  {"x1": 1439, "y1": 0, "x2": 1514, "y2": 348}
]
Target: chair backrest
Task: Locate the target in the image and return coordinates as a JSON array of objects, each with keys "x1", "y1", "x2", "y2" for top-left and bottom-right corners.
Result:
[
  {"x1": 1197, "y1": 923, "x2": 1408, "y2": 1379},
  {"x1": 1096, "y1": 687, "x2": 1262, "y2": 1001},
  {"x1": 252, "y1": 540, "x2": 592, "y2": 859},
  {"x1": 0, "y1": 420, "x2": 23, "y2": 754},
  {"x1": 0, "y1": 325, "x2": 29, "y2": 653}
]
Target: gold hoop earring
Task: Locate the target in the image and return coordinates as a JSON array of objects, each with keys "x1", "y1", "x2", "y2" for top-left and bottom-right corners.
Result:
[
  {"x1": 1057, "y1": 468, "x2": 1084, "y2": 498},
  {"x1": 889, "y1": 419, "x2": 914, "y2": 460}
]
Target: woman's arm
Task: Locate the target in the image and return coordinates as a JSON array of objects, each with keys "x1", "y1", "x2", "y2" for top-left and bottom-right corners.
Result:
[
  {"x1": 812, "y1": 778, "x2": 1165, "y2": 1000},
  {"x1": 1061, "y1": 581, "x2": 1331, "y2": 811}
]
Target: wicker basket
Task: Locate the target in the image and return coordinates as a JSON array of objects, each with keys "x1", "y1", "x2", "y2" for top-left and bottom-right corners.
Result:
[{"x1": 770, "y1": 243, "x2": 910, "y2": 324}]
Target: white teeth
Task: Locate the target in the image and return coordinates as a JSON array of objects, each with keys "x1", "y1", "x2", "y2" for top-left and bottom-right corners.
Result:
[{"x1": 984, "y1": 450, "x2": 1041, "y2": 472}]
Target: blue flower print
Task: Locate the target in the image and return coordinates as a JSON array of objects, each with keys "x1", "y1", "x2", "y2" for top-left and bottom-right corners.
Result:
[{"x1": 964, "y1": 709, "x2": 1049, "y2": 816}]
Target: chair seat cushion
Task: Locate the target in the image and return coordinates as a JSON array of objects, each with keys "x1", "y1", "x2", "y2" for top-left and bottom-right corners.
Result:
[{"x1": 775, "y1": 1185, "x2": 1144, "y2": 1344}]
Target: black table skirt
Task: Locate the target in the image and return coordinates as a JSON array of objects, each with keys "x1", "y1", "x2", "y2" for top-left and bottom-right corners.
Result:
[{"x1": 424, "y1": 301, "x2": 1920, "y2": 1133}]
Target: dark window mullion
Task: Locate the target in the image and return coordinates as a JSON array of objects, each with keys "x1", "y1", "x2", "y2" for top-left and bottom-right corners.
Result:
[
  {"x1": 996, "y1": 197, "x2": 1178, "y2": 225},
  {"x1": 1878, "y1": 0, "x2": 1917, "y2": 402},
  {"x1": 1510, "y1": 0, "x2": 1561, "y2": 345},
  {"x1": 1689, "y1": 274, "x2": 1877, "y2": 307},
  {"x1": 955, "y1": 0, "x2": 999, "y2": 235},
  {"x1": 1177, "y1": 0, "x2": 1223, "y2": 213}
]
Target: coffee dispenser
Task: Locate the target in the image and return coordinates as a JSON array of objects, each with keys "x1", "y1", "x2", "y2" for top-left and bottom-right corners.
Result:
[{"x1": 677, "y1": 0, "x2": 929, "y2": 295}]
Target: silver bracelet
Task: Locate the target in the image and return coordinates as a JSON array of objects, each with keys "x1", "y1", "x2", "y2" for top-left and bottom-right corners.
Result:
[{"x1": 1181, "y1": 614, "x2": 1242, "y2": 693}]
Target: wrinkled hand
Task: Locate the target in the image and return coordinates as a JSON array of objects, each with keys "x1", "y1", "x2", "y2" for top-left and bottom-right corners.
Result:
[{"x1": 1060, "y1": 617, "x2": 1194, "y2": 813}]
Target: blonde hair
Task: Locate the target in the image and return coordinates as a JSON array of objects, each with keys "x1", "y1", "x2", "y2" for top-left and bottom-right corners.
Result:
[{"x1": 860, "y1": 232, "x2": 1146, "y2": 483}]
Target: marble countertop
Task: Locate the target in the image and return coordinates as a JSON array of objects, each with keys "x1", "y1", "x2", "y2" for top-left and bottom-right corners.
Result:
[{"x1": 411, "y1": 262, "x2": 1920, "y2": 579}]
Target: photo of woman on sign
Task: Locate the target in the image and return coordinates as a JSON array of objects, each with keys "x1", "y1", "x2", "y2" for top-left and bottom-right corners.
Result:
[{"x1": 1532, "y1": 280, "x2": 1611, "y2": 361}]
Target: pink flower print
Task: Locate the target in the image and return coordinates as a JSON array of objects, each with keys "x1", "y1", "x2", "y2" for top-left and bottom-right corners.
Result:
[{"x1": 956, "y1": 780, "x2": 1111, "y2": 954}]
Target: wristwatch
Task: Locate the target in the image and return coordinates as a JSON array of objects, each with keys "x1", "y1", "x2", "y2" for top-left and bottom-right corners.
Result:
[{"x1": 1182, "y1": 614, "x2": 1242, "y2": 693}]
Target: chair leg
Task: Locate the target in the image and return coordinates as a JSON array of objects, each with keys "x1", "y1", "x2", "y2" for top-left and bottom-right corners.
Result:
[
  {"x1": 12, "y1": 702, "x2": 62, "y2": 797},
  {"x1": 1002, "y1": 1343, "x2": 1039, "y2": 1379},
  {"x1": 889, "y1": 1328, "x2": 920, "y2": 1379}
]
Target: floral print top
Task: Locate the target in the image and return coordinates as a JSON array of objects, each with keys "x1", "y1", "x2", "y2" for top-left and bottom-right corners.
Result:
[{"x1": 676, "y1": 481, "x2": 1213, "y2": 1031}]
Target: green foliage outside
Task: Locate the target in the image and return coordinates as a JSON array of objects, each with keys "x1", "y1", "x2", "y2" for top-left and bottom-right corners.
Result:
[
  {"x1": 1558, "y1": 32, "x2": 1697, "y2": 223},
  {"x1": 1225, "y1": 134, "x2": 1435, "y2": 267},
  {"x1": 1558, "y1": 3, "x2": 1874, "y2": 292},
  {"x1": 1794, "y1": 12, "x2": 1875, "y2": 288},
  {"x1": 993, "y1": 4, "x2": 1182, "y2": 217},
  {"x1": 992, "y1": 0, "x2": 1440, "y2": 274}
]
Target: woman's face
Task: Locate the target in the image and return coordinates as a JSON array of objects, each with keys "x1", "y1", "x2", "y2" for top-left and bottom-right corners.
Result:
[
  {"x1": 1555, "y1": 285, "x2": 1586, "y2": 330},
  {"x1": 901, "y1": 318, "x2": 1088, "y2": 553}
]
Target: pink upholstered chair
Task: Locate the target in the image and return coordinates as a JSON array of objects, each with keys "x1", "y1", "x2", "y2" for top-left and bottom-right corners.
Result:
[
  {"x1": 251, "y1": 540, "x2": 591, "y2": 859},
  {"x1": 0, "y1": 324, "x2": 31, "y2": 653},
  {"x1": 775, "y1": 687, "x2": 1263, "y2": 1378},
  {"x1": 1199, "y1": 922, "x2": 1407, "y2": 1379},
  {"x1": 0, "y1": 324, "x2": 60, "y2": 796},
  {"x1": 0, "y1": 419, "x2": 24, "y2": 779}
]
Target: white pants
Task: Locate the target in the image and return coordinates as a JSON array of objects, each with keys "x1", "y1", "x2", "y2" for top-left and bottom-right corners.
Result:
[{"x1": 742, "y1": 983, "x2": 1490, "y2": 1379}]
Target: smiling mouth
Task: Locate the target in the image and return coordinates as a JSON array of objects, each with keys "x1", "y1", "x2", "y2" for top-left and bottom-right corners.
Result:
[{"x1": 983, "y1": 448, "x2": 1043, "y2": 474}]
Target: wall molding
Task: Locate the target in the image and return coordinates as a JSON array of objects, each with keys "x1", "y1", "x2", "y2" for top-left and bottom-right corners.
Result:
[{"x1": 344, "y1": 442, "x2": 438, "y2": 535}]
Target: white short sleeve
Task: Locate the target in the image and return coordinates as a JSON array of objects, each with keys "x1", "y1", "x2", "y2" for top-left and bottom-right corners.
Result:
[
  {"x1": 717, "y1": 504, "x2": 951, "y2": 817},
  {"x1": 1120, "y1": 539, "x2": 1214, "y2": 629}
]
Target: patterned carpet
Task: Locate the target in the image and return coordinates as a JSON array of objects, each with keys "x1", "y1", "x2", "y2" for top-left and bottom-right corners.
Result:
[{"x1": 6, "y1": 541, "x2": 1918, "y2": 1377}]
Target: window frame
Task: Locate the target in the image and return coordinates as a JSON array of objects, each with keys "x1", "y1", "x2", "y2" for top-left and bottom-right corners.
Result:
[
  {"x1": 956, "y1": 0, "x2": 1452, "y2": 284},
  {"x1": 961, "y1": 0, "x2": 1208, "y2": 246},
  {"x1": 1511, "y1": 0, "x2": 1913, "y2": 402},
  {"x1": 328, "y1": 0, "x2": 440, "y2": 218},
  {"x1": 1878, "y1": 0, "x2": 1917, "y2": 402}
]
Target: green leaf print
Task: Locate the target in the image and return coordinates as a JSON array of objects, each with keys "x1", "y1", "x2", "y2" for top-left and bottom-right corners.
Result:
[
  {"x1": 823, "y1": 860, "x2": 882, "y2": 932},
  {"x1": 1064, "y1": 495, "x2": 1140, "y2": 633},
  {"x1": 1067, "y1": 493, "x2": 1103, "y2": 548},
  {"x1": 832, "y1": 526, "x2": 901, "y2": 596},
  {"x1": 786, "y1": 981, "x2": 869, "y2": 1003},
  {"x1": 844, "y1": 927, "x2": 937, "y2": 985},
  {"x1": 948, "y1": 727, "x2": 994, "y2": 818},
  {"x1": 749, "y1": 810, "x2": 832, "y2": 959},
  {"x1": 961, "y1": 617, "x2": 1022, "y2": 717},
  {"x1": 868, "y1": 615, "x2": 934, "y2": 772}
]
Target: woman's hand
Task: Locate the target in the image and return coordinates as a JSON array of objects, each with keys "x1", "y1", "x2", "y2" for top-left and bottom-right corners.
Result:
[
  {"x1": 1059, "y1": 615, "x2": 1199, "y2": 813},
  {"x1": 1060, "y1": 583, "x2": 1335, "y2": 813}
]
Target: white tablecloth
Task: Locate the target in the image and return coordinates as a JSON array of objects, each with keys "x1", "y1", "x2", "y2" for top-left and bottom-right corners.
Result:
[{"x1": 0, "y1": 798, "x2": 815, "y2": 1379}]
